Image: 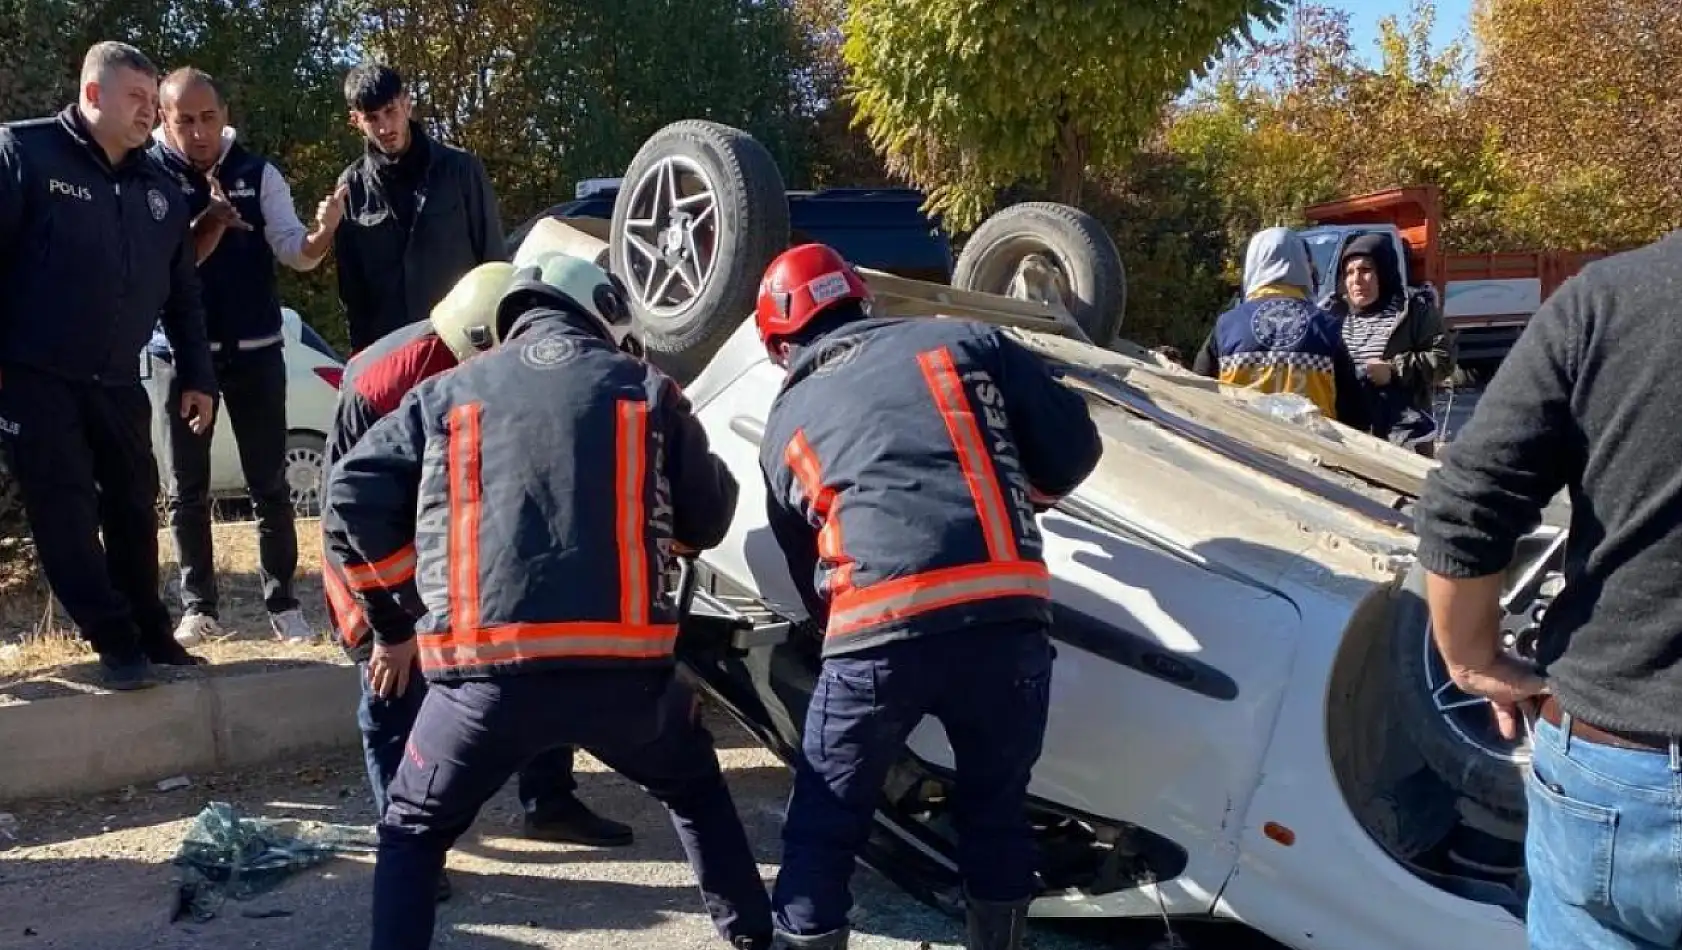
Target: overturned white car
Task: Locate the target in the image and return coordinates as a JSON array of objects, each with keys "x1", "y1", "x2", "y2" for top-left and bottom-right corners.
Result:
[{"x1": 518, "y1": 121, "x2": 1560, "y2": 950}]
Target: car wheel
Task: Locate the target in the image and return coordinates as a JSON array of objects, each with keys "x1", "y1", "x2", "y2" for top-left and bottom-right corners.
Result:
[
  {"x1": 952, "y1": 202, "x2": 1127, "y2": 346},
  {"x1": 284, "y1": 431, "x2": 328, "y2": 518},
  {"x1": 1388, "y1": 527, "x2": 1566, "y2": 818},
  {"x1": 610, "y1": 120, "x2": 791, "y2": 384}
]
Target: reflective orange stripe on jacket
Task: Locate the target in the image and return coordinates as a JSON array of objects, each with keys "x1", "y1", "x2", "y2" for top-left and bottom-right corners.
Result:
[
  {"x1": 418, "y1": 621, "x2": 679, "y2": 673},
  {"x1": 827, "y1": 560, "x2": 1050, "y2": 640},
  {"x1": 341, "y1": 544, "x2": 417, "y2": 591},
  {"x1": 448, "y1": 403, "x2": 484, "y2": 635},
  {"x1": 321, "y1": 554, "x2": 371, "y2": 647},
  {"x1": 917, "y1": 346, "x2": 1019, "y2": 562},
  {"x1": 617, "y1": 400, "x2": 650, "y2": 627},
  {"x1": 785, "y1": 430, "x2": 852, "y2": 594}
]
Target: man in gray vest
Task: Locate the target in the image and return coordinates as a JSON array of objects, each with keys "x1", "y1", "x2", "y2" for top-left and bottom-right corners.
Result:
[{"x1": 150, "y1": 67, "x2": 348, "y2": 647}]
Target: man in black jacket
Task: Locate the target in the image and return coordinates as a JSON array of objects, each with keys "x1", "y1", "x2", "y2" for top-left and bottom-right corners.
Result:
[
  {"x1": 332, "y1": 63, "x2": 506, "y2": 353},
  {"x1": 0, "y1": 41, "x2": 216, "y2": 689},
  {"x1": 1415, "y1": 234, "x2": 1682, "y2": 947},
  {"x1": 150, "y1": 67, "x2": 350, "y2": 649}
]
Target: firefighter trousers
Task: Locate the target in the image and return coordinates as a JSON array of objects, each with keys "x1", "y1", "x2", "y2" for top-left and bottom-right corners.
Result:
[
  {"x1": 371, "y1": 666, "x2": 771, "y2": 950},
  {"x1": 773, "y1": 622, "x2": 1055, "y2": 937}
]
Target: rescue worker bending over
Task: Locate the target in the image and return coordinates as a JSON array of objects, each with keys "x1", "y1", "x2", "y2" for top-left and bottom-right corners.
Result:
[
  {"x1": 322, "y1": 253, "x2": 772, "y2": 950},
  {"x1": 321, "y1": 262, "x2": 633, "y2": 904},
  {"x1": 754, "y1": 245, "x2": 1104, "y2": 950},
  {"x1": 1192, "y1": 227, "x2": 1368, "y2": 428}
]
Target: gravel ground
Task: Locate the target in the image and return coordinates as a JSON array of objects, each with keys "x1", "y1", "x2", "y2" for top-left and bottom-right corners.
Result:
[{"x1": 0, "y1": 707, "x2": 1268, "y2": 950}]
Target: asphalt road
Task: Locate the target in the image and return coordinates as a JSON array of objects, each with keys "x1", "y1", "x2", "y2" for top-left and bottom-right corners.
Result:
[{"x1": 0, "y1": 710, "x2": 1273, "y2": 950}]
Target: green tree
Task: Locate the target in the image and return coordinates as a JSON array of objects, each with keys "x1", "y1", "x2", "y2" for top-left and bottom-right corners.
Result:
[{"x1": 841, "y1": 0, "x2": 1288, "y2": 231}]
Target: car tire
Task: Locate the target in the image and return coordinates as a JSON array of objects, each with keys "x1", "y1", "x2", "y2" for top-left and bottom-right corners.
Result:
[
  {"x1": 284, "y1": 431, "x2": 328, "y2": 518},
  {"x1": 610, "y1": 120, "x2": 791, "y2": 384},
  {"x1": 952, "y1": 202, "x2": 1127, "y2": 346},
  {"x1": 1387, "y1": 560, "x2": 1531, "y2": 819}
]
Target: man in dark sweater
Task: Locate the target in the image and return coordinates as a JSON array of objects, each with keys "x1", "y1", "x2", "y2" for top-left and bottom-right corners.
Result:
[
  {"x1": 1414, "y1": 233, "x2": 1682, "y2": 948},
  {"x1": 332, "y1": 64, "x2": 506, "y2": 353}
]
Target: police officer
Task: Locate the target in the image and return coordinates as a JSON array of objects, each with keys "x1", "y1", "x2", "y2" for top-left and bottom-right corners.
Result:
[
  {"x1": 0, "y1": 41, "x2": 216, "y2": 690},
  {"x1": 753, "y1": 245, "x2": 1103, "y2": 950},
  {"x1": 150, "y1": 66, "x2": 350, "y2": 647},
  {"x1": 322, "y1": 261, "x2": 634, "y2": 903},
  {"x1": 322, "y1": 254, "x2": 771, "y2": 950}
]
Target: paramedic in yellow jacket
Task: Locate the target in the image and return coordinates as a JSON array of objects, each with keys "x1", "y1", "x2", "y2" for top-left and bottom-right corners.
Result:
[{"x1": 1193, "y1": 227, "x2": 1369, "y2": 428}]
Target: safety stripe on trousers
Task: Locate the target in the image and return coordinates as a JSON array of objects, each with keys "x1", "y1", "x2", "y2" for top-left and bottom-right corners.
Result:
[
  {"x1": 826, "y1": 560, "x2": 1050, "y2": 640},
  {"x1": 616, "y1": 400, "x2": 650, "y2": 628},
  {"x1": 419, "y1": 622, "x2": 679, "y2": 672},
  {"x1": 785, "y1": 429, "x2": 852, "y2": 593},
  {"x1": 916, "y1": 346, "x2": 1019, "y2": 562},
  {"x1": 342, "y1": 544, "x2": 417, "y2": 591},
  {"x1": 448, "y1": 403, "x2": 484, "y2": 636}
]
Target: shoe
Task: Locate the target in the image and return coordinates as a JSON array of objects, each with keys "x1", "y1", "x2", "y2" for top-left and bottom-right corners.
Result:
[
  {"x1": 174, "y1": 613, "x2": 223, "y2": 647},
  {"x1": 268, "y1": 609, "x2": 315, "y2": 644},
  {"x1": 964, "y1": 892, "x2": 1031, "y2": 950},
  {"x1": 146, "y1": 641, "x2": 208, "y2": 666},
  {"x1": 771, "y1": 929, "x2": 849, "y2": 949},
  {"x1": 100, "y1": 658, "x2": 159, "y2": 691},
  {"x1": 435, "y1": 870, "x2": 452, "y2": 903},
  {"x1": 522, "y1": 797, "x2": 634, "y2": 847}
]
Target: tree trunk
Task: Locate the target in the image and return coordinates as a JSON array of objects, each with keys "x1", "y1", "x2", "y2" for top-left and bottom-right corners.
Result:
[{"x1": 1053, "y1": 115, "x2": 1087, "y2": 206}]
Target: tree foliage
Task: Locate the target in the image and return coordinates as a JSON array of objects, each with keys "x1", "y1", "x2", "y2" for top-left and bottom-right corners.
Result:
[
  {"x1": 841, "y1": 0, "x2": 1288, "y2": 232},
  {"x1": 1474, "y1": 0, "x2": 1682, "y2": 248}
]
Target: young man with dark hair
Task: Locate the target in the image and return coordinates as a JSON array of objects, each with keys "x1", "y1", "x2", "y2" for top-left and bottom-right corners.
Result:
[
  {"x1": 150, "y1": 66, "x2": 351, "y2": 647},
  {"x1": 0, "y1": 41, "x2": 216, "y2": 689},
  {"x1": 332, "y1": 63, "x2": 505, "y2": 352}
]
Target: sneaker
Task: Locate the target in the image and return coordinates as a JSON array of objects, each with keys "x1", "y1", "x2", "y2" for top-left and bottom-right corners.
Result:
[
  {"x1": 268, "y1": 609, "x2": 314, "y2": 644},
  {"x1": 174, "y1": 613, "x2": 223, "y2": 647}
]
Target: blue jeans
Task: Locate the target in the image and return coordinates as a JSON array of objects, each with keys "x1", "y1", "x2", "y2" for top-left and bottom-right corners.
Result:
[
  {"x1": 1525, "y1": 715, "x2": 1682, "y2": 948},
  {"x1": 773, "y1": 624, "x2": 1054, "y2": 936},
  {"x1": 355, "y1": 660, "x2": 577, "y2": 820}
]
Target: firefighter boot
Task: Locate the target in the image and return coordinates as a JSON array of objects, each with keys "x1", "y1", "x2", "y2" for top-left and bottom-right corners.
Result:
[
  {"x1": 965, "y1": 893, "x2": 1031, "y2": 950},
  {"x1": 770, "y1": 928, "x2": 849, "y2": 950}
]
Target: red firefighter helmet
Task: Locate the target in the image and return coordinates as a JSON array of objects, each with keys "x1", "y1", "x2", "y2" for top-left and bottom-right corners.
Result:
[{"x1": 754, "y1": 243, "x2": 873, "y2": 353}]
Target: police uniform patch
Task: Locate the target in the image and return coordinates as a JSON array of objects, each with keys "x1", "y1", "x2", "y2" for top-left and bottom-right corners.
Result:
[
  {"x1": 520, "y1": 336, "x2": 579, "y2": 369},
  {"x1": 146, "y1": 188, "x2": 169, "y2": 222},
  {"x1": 1249, "y1": 298, "x2": 1312, "y2": 350}
]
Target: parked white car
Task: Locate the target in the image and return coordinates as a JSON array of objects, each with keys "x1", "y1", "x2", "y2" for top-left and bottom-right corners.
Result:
[{"x1": 142, "y1": 307, "x2": 344, "y2": 514}]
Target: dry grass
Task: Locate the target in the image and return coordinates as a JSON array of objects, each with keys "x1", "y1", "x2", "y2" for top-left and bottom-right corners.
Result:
[{"x1": 0, "y1": 517, "x2": 348, "y2": 701}]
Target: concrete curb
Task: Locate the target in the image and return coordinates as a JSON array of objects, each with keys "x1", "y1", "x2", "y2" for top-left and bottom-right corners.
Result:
[{"x1": 0, "y1": 664, "x2": 359, "y2": 802}]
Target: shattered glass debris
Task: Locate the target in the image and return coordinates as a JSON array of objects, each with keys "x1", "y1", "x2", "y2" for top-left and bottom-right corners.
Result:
[{"x1": 169, "y1": 801, "x2": 375, "y2": 923}]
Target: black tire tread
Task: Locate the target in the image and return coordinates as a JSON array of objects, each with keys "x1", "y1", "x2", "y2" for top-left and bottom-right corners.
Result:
[
  {"x1": 610, "y1": 120, "x2": 790, "y2": 382},
  {"x1": 1387, "y1": 563, "x2": 1529, "y2": 818},
  {"x1": 953, "y1": 201, "x2": 1126, "y2": 345}
]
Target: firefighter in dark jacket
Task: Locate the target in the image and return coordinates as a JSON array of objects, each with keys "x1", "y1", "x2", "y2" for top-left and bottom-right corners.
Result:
[
  {"x1": 0, "y1": 41, "x2": 216, "y2": 690},
  {"x1": 753, "y1": 244, "x2": 1104, "y2": 950},
  {"x1": 331, "y1": 63, "x2": 506, "y2": 352},
  {"x1": 322, "y1": 253, "x2": 772, "y2": 950},
  {"x1": 322, "y1": 260, "x2": 634, "y2": 904}
]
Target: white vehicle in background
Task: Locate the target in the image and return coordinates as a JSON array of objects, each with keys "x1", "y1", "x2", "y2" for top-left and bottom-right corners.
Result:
[
  {"x1": 512, "y1": 121, "x2": 1572, "y2": 950},
  {"x1": 142, "y1": 306, "x2": 344, "y2": 515}
]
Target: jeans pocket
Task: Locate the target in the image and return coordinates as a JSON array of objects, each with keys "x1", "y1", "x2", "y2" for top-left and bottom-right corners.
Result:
[{"x1": 1526, "y1": 756, "x2": 1619, "y2": 909}]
